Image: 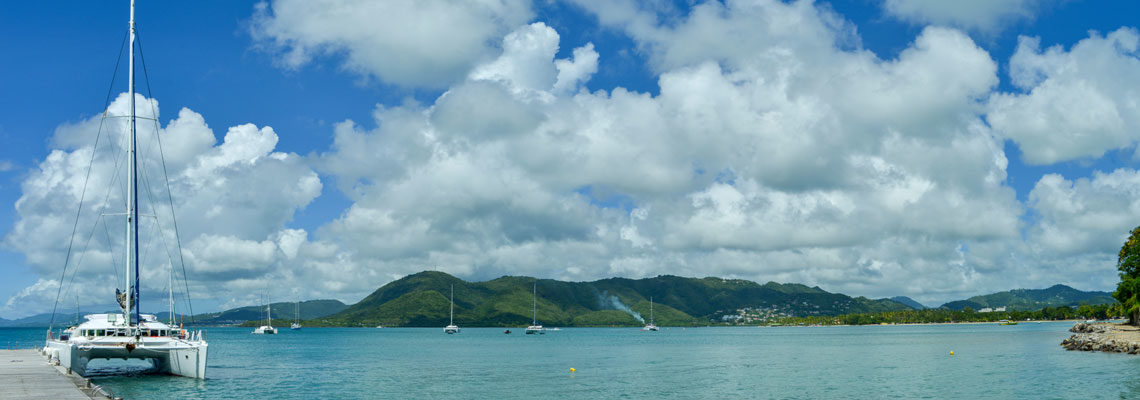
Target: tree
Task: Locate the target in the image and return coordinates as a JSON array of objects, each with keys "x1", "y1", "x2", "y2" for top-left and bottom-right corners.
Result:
[
  {"x1": 1113, "y1": 225, "x2": 1140, "y2": 326},
  {"x1": 1077, "y1": 304, "x2": 1093, "y2": 319}
]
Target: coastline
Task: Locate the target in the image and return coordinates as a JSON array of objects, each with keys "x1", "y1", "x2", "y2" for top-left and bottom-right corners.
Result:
[{"x1": 1061, "y1": 322, "x2": 1140, "y2": 354}]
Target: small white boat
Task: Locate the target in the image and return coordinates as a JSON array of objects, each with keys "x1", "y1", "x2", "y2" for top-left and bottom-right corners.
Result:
[
  {"x1": 444, "y1": 284, "x2": 460, "y2": 334},
  {"x1": 643, "y1": 297, "x2": 659, "y2": 331},
  {"x1": 525, "y1": 282, "x2": 545, "y2": 335}
]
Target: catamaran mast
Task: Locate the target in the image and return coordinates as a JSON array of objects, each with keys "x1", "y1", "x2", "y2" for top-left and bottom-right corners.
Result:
[
  {"x1": 168, "y1": 263, "x2": 175, "y2": 325},
  {"x1": 450, "y1": 285, "x2": 454, "y2": 325},
  {"x1": 124, "y1": 0, "x2": 140, "y2": 327},
  {"x1": 532, "y1": 282, "x2": 536, "y2": 326}
]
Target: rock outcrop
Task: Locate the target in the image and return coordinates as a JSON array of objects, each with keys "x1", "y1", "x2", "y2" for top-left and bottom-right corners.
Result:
[{"x1": 1061, "y1": 322, "x2": 1140, "y2": 354}]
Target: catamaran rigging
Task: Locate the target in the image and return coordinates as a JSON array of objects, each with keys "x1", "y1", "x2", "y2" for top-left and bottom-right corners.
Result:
[{"x1": 44, "y1": 0, "x2": 208, "y2": 379}]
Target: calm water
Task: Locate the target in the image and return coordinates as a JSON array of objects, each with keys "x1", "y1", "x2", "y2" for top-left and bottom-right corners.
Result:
[{"x1": 3, "y1": 322, "x2": 1138, "y2": 399}]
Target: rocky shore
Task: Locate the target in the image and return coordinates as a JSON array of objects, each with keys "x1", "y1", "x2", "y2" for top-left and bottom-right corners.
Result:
[{"x1": 1061, "y1": 322, "x2": 1140, "y2": 354}]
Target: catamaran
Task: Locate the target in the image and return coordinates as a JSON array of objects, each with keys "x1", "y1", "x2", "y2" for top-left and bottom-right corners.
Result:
[
  {"x1": 43, "y1": 0, "x2": 207, "y2": 378},
  {"x1": 252, "y1": 293, "x2": 277, "y2": 334},
  {"x1": 643, "y1": 297, "x2": 659, "y2": 331},
  {"x1": 291, "y1": 302, "x2": 302, "y2": 330},
  {"x1": 525, "y1": 282, "x2": 545, "y2": 335},
  {"x1": 444, "y1": 285, "x2": 460, "y2": 334}
]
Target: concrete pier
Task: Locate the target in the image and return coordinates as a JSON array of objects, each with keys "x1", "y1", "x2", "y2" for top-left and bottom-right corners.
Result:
[{"x1": 0, "y1": 349, "x2": 103, "y2": 399}]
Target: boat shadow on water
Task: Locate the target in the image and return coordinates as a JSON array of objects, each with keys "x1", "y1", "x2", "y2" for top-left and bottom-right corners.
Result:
[{"x1": 84, "y1": 359, "x2": 165, "y2": 377}]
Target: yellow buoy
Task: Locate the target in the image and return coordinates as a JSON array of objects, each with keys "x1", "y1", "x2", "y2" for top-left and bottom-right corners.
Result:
[
  {"x1": 570, "y1": 368, "x2": 576, "y2": 372},
  {"x1": 949, "y1": 351, "x2": 954, "y2": 356}
]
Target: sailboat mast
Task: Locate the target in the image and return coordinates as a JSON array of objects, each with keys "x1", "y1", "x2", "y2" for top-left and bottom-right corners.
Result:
[
  {"x1": 449, "y1": 285, "x2": 454, "y2": 325},
  {"x1": 168, "y1": 263, "x2": 174, "y2": 325},
  {"x1": 125, "y1": 0, "x2": 140, "y2": 327},
  {"x1": 532, "y1": 282, "x2": 536, "y2": 325}
]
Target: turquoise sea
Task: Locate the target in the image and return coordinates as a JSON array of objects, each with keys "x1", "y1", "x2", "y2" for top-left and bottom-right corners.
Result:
[{"x1": 2, "y1": 322, "x2": 1138, "y2": 399}]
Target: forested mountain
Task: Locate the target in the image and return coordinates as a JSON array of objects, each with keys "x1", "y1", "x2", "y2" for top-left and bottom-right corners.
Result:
[
  {"x1": 311, "y1": 271, "x2": 914, "y2": 327},
  {"x1": 938, "y1": 284, "x2": 1114, "y2": 310}
]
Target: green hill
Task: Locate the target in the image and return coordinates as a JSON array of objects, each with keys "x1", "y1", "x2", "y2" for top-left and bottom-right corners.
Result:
[
  {"x1": 310, "y1": 271, "x2": 913, "y2": 327},
  {"x1": 939, "y1": 284, "x2": 1114, "y2": 311},
  {"x1": 890, "y1": 296, "x2": 927, "y2": 309},
  {"x1": 192, "y1": 299, "x2": 347, "y2": 325}
]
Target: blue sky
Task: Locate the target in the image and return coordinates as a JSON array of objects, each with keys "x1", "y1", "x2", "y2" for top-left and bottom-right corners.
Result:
[{"x1": 1, "y1": 0, "x2": 1139, "y2": 318}]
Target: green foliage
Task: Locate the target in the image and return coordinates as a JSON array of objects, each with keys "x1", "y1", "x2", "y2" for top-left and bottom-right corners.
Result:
[
  {"x1": 311, "y1": 271, "x2": 910, "y2": 327},
  {"x1": 773, "y1": 302, "x2": 1120, "y2": 326},
  {"x1": 1115, "y1": 225, "x2": 1140, "y2": 325},
  {"x1": 572, "y1": 310, "x2": 640, "y2": 326},
  {"x1": 1119, "y1": 226, "x2": 1140, "y2": 278}
]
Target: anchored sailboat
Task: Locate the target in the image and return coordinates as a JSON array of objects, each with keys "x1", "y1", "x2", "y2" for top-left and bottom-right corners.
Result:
[
  {"x1": 525, "y1": 282, "x2": 545, "y2": 335},
  {"x1": 643, "y1": 297, "x2": 659, "y2": 331},
  {"x1": 252, "y1": 293, "x2": 277, "y2": 334},
  {"x1": 43, "y1": 0, "x2": 207, "y2": 378},
  {"x1": 444, "y1": 285, "x2": 459, "y2": 334},
  {"x1": 291, "y1": 302, "x2": 302, "y2": 330}
]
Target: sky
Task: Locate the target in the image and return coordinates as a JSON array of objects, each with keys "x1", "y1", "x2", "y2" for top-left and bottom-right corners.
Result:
[{"x1": 1, "y1": 0, "x2": 1139, "y2": 319}]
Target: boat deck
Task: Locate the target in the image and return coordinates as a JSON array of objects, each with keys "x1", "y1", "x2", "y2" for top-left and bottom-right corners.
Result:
[{"x1": 0, "y1": 349, "x2": 103, "y2": 399}]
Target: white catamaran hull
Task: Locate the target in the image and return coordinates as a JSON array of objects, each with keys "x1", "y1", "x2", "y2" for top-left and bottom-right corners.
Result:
[{"x1": 45, "y1": 338, "x2": 208, "y2": 379}]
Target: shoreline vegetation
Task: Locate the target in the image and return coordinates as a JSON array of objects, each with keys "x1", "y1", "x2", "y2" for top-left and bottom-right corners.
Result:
[
  {"x1": 768, "y1": 303, "x2": 1121, "y2": 327},
  {"x1": 227, "y1": 303, "x2": 1119, "y2": 328}
]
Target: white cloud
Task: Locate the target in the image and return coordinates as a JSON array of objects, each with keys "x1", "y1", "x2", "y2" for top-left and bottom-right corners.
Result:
[
  {"x1": 8, "y1": 0, "x2": 1136, "y2": 317},
  {"x1": 0, "y1": 160, "x2": 15, "y2": 172},
  {"x1": 1024, "y1": 169, "x2": 1140, "y2": 291},
  {"x1": 881, "y1": 0, "x2": 1048, "y2": 34},
  {"x1": 2, "y1": 93, "x2": 325, "y2": 317},
  {"x1": 988, "y1": 28, "x2": 1140, "y2": 164},
  {"x1": 553, "y1": 43, "x2": 599, "y2": 95},
  {"x1": 308, "y1": 7, "x2": 1043, "y2": 307},
  {"x1": 251, "y1": 0, "x2": 533, "y2": 88}
]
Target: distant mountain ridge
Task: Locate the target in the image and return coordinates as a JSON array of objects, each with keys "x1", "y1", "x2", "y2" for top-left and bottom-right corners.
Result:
[
  {"x1": 190, "y1": 299, "x2": 348, "y2": 325},
  {"x1": 939, "y1": 284, "x2": 1114, "y2": 311},
  {"x1": 0, "y1": 300, "x2": 348, "y2": 327},
  {"x1": 312, "y1": 271, "x2": 914, "y2": 327},
  {"x1": 4, "y1": 280, "x2": 1112, "y2": 328},
  {"x1": 891, "y1": 296, "x2": 927, "y2": 310}
]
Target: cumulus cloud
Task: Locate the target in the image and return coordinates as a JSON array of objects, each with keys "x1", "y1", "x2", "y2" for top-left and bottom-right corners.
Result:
[
  {"x1": 8, "y1": 0, "x2": 1136, "y2": 316},
  {"x1": 2, "y1": 93, "x2": 325, "y2": 317},
  {"x1": 306, "y1": 2, "x2": 1052, "y2": 307},
  {"x1": 988, "y1": 28, "x2": 1140, "y2": 164},
  {"x1": 1025, "y1": 169, "x2": 1140, "y2": 289},
  {"x1": 881, "y1": 0, "x2": 1048, "y2": 34},
  {"x1": 250, "y1": 0, "x2": 533, "y2": 88}
]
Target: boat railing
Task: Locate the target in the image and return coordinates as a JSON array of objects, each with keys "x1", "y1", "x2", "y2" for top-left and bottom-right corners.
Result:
[{"x1": 5, "y1": 341, "x2": 39, "y2": 350}]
